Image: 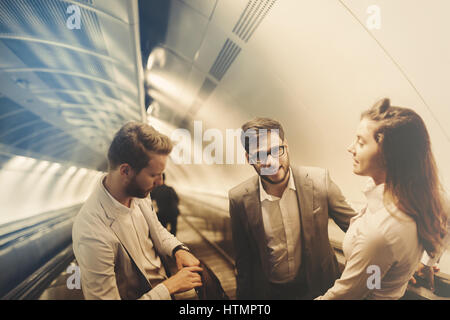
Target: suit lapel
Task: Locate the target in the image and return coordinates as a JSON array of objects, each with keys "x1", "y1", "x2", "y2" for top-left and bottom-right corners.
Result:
[
  {"x1": 293, "y1": 167, "x2": 314, "y2": 246},
  {"x1": 292, "y1": 166, "x2": 315, "y2": 289},
  {"x1": 95, "y1": 175, "x2": 154, "y2": 291},
  {"x1": 138, "y1": 200, "x2": 163, "y2": 255},
  {"x1": 242, "y1": 168, "x2": 316, "y2": 284},
  {"x1": 98, "y1": 190, "x2": 151, "y2": 287},
  {"x1": 243, "y1": 176, "x2": 270, "y2": 277},
  {"x1": 109, "y1": 213, "x2": 151, "y2": 283}
]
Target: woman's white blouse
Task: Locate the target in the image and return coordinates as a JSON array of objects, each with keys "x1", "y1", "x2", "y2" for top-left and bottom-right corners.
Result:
[{"x1": 317, "y1": 179, "x2": 423, "y2": 300}]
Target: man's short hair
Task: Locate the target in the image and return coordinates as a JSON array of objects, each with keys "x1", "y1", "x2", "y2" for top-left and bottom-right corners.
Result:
[
  {"x1": 240, "y1": 117, "x2": 285, "y2": 154},
  {"x1": 107, "y1": 121, "x2": 173, "y2": 172}
]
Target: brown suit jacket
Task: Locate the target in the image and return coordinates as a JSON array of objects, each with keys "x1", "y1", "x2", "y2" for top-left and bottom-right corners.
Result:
[{"x1": 228, "y1": 165, "x2": 356, "y2": 299}]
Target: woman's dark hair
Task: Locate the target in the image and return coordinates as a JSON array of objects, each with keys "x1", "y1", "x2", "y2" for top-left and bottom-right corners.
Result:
[{"x1": 362, "y1": 98, "x2": 447, "y2": 258}]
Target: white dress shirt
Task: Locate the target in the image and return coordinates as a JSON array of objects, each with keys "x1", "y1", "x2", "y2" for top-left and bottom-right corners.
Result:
[
  {"x1": 317, "y1": 178, "x2": 423, "y2": 299},
  {"x1": 259, "y1": 167, "x2": 301, "y2": 283}
]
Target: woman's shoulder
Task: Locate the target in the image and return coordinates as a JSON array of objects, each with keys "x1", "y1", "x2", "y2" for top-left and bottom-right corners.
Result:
[
  {"x1": 374, "y1": 203, "x2": 419, "y2": 248},
  {"x1": 385, "y1": 202, "x2": 417, "y2": 229},
  {"x1": 350, "y1": 222, "x2": 394, "y2": 262},
  {"x1": 362, "y1": 203, "x2": 416, "y2": 238}
]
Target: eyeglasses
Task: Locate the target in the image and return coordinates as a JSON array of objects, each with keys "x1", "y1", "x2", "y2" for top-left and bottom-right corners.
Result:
[{"x1": 249, "y1": 145, "x2": 287, "y2": 164}]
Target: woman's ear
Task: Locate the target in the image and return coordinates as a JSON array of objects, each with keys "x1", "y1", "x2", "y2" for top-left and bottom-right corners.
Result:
[{"x1": 375, "y1": 133, "x2": 384, "y2": 144}]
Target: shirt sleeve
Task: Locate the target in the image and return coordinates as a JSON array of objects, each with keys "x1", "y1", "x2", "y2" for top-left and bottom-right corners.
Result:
[
  {"x1": 138, "y1": 283, "x2": 172, "y2": 300},
  {"x1": 144, "y1": 199, "x2": 182, "y2": 257},
  {"x1": 76, "y1": 239, "x2": 122, "y2": 300},
  {"x1": 77, "y1": 237, "x2": 173, "y2": 300},
  {"x1": 421, "y1": 251, "x2": 439, "y2": 267},
  {"x1": 325, "y1": 169, "x2": 357, "y2": 232},
  {"x1": 315, "y1": 229, "x2": 394, "y2": 300}
]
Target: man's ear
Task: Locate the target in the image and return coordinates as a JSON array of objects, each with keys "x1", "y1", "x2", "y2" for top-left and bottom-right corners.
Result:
[{"x1": 119, "y1": 164, "x2": 133, "y2": 177}]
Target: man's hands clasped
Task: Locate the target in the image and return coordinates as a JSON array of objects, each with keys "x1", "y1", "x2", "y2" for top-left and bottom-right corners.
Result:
[
  {"x1": 163, "y1": 249, "x2": 203, "y2": 294},
  {"x1": 163, "y1": 266, "x2": 203, "y2": 294}
]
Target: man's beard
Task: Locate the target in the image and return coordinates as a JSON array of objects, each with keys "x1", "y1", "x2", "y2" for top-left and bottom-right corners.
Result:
[
  {"x1": 125, "y1": 176, "x2": 149, "y2": 198},
  {"x1": 259, "y1": 164, "x2": 289, "y2": 185}
]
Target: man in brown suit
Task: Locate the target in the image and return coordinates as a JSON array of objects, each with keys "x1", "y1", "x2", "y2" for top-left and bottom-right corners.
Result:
[{"x1": 229, "y1": 118, "x2": 356, "y2": 299}]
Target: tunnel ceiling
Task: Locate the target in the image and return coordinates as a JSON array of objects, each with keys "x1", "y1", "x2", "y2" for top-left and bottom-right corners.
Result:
[
  {"x1": 0, "y1": 0, "x2": 145, "y2": 171},
  {"x1": 141, "y1": 0, "x2": 450, "y2": 199}
]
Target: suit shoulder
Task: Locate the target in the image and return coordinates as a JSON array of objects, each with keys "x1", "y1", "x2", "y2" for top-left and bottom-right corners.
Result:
[
  {"x1": 228, "y1": 176, "x2": 257, "y2": 200},
  {"x1": 292, "y1": 166, "x2": 331, "y2": 191},
  {"x1": 73, "y1": 197, "x2": 109, "y2": 241},
  {"x1": 295, "y1": 165, "x2": 327, "y2": 179}
]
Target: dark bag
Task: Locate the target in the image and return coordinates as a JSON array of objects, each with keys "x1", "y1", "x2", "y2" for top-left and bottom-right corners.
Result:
[{"x1": 195, "y1": 260, "x2": 229, "y2": 300}]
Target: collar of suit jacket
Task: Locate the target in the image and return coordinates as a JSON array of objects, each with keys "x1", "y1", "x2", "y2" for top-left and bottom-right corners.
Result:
[{"x1": 96, "y1": 173, "x2": 144, "y2": 222}]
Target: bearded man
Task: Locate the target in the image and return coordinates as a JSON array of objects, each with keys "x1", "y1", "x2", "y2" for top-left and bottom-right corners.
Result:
[
  {"x1": 229, "y1": 117, "x2": 356, "y2": 299},
  {"x1": 72, "y1": 121, "x2": 202, "y2": 300}
]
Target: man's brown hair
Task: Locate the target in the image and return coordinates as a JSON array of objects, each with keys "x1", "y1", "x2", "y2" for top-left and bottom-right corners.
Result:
[
  {"x1": 240, "y1": 117, "x2": 285, "y2": 153},
  {"x1": 107, "y1": 121, "x2": 173, "y2": 172}
]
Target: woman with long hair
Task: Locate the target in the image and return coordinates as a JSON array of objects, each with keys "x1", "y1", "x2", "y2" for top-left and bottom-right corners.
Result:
[{"x1": 316, "y1": 98, "x2": 448, "y2": 299}]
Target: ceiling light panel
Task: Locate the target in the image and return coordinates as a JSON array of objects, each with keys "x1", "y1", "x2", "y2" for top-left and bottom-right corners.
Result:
[{"x1": 0, "y1": 0, "x2": 144, "y2": 170}]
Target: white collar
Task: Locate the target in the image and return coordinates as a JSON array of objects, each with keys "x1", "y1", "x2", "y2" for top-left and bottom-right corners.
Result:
[
  {"x1": 362, "y1": 178, "x2": 386, "y2": 213},
  {"x1": 361, "y1": 178, "x2": 415, "y2": 223},
  {"x1": 259, "y1": 167, "x2": 296, "y2": 202},
  {"x1": 100, "y1": 174, "x2": 135, "y2": 216}
]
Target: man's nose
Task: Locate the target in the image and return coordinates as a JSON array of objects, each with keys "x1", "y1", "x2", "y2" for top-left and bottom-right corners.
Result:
[{"x1": 262, "y1": 154, "x2": 279, "y2": 166}]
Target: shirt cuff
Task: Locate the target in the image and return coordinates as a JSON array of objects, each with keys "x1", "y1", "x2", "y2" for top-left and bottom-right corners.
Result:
[
  {"x1": 169, "y1": 241, "x2": 183, "y2": 256},
  {"x1": 421, "y1": 250, "x2": 439, "y2": 267},
  {"x1": 140, "y1": 283, "x2": 172, "y2": 300},
  {"x1": 172, "y1": 244, "x2": 190, "y2": 258}
]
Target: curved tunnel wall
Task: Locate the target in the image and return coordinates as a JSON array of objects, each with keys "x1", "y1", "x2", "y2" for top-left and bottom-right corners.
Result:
[{"x1": 0, "y1": 154, "x2": 102, "y2": 225}]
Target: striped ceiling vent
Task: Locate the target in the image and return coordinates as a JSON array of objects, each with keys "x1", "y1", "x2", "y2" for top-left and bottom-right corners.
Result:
[
  {"x1": 188, "y1": 77, "x2": 217, "y2": 116},
  {"x1": 197, "y1": 77, "x2": 217, "y2": 101},
  {"x1": 208, "y1": 38, "x2": 241, "y2": 81},
  {"x1": 233, "y1": 0, "x2": 277, "y2": 42},
  {"x1": 188, "y1": 0, "x2": 277, "y2": 117}
]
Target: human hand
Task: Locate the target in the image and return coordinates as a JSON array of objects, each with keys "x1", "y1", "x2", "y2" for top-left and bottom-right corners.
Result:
[
  {"x1": 409, "y1": 263, "x2": 440, "y2": 291},
  {"x1": 162, "y1": 266, "x2": 203, "y2": 294},
  {"x1": 175, "y1": 249, "x2": 200, "y2": 270}
]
